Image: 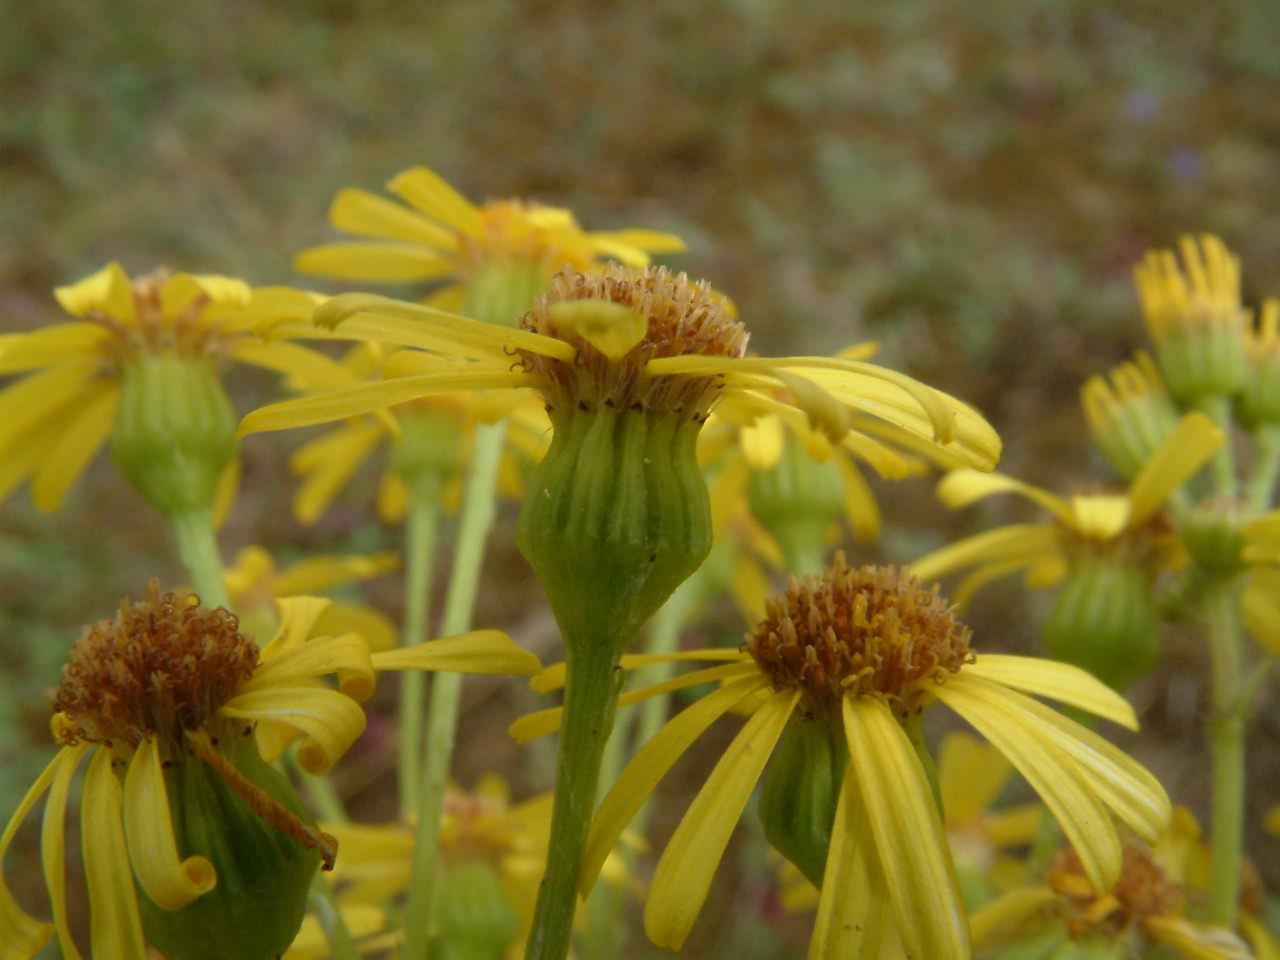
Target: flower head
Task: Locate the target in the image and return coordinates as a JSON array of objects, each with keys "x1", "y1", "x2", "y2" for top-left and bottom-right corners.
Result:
[
  {"x1": 0, "y1": 263, "x2": 354, "y2": 513},
  {"x1": 514, "y1": 555, "x2": 1169, "y2": 958},
  {"x1": 1080, "y1": 351, "x2": 1181, "y2": 481},
  {"x1": 294, "y1": 165, "x2": 685, "y2": 317}
]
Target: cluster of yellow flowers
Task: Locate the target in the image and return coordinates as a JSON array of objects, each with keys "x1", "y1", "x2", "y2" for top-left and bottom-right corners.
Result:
[{"x1": 0, "y1": 166, "x2": 1275, "y2": 960}]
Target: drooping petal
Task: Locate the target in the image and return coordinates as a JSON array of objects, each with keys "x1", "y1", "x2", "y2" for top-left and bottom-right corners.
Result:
[
  {"x1": 238, "y1": 369, "x2": 536, "y2": 437},
  {"x1": 952, "y1": 558, "x2": 1044, "y2": 609},
  {"x1": 833, "y1": 451, "x2": 880, "y2": 541},
  {"x1": 82, "y1": 747, "x2": 147, "y2": 960},
  {"x1": 644, "y1": 689, "x2": 797, "y2": 951},
  {"x1": 1127, "y1": 412, "x2": 1223, "y2": 525},
  {"x1": 0, "y1": 361, "x2": 100, "y2": 457},
  {"x1": 30, "y1": 382, "x2": 117, "y2": 512},
  {"x1": 123, "y1": 738, "x2": 216, "y2": 910},
  {"x1": 936, "y1": 732, "x2": 1014, "y2": 828},
  {"x1": 842, "y1": 697, "x2": 969, "y2": 960},
  {"x1": 1144, "y1": 914, "x2": 1251, "y2": 960},
  {"x1": 316, "y1": 602, "x2": 398, "y2": 653},
  {"x1": 0, "y1": 750, "x2": 64, "y2": 957},
  {"x1": 329, "y1": 187, "x2": 461, "y2": 249},
  {"x1": 294, "y1": 244, "x2": 459, "y2": 282},
  {"x1": 580, "y1": 674, "x2": 770, "y2": 896},
  {"x1": 221, "y1": 686, "x2": 367, "y2": 775},
  {"x1": 228, "y1": 339, "x2": 364, "y2": 392},
  {"x1": 42, "y1": 743, "x2": 88, "y2": 960},
  {"x1": 810, "y1": 764, "x2": 887, "y2": 960},
  {"x1": 729, "y1": 555, "x2": 771, "y2": 622},
  {"x1": 241, "y1": 633, "x2": 376, "y2": 703},
  {"x1": 259, "y1": 596, "x2": 334, "y2": 662},
  {"x1": 739, "y1": 414, "x2": 785, "y2": 469},
  {"x1": 908, "y1": 524, "x2": 1061, "y2": 584},
  {"x1": 511, "y1": 662, "x2": 757, "y2": 742},
  {"x1": 530, "y1": 649, "x2": 746, "y2": 693},
  {"x1": 371, "y1": 629, "x2": 541, "y2": 676},
  {"x1": 936, "y1": 471, "x2": 1072, "y2": 523},
  {"x1": 963, "y1": 655, "x2": 1139, "y2": 730},
  {"x1": 0, "y1": 323, "x2": 110, "y2": 374},
  {"x1": 933, "y1": 674, "x2": 1123, "y2": 890},
  {"x1": 386, "y1": 166, "x2": 485, "y2": 236},
  {"x1": 968, "y1": 886, "x2": 1059, "y2": 946}
]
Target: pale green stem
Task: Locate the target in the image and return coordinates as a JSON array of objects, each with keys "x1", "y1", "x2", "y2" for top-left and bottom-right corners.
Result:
[
  {"x1": 402, "y1": 422, "x2": 508, "y2": 960},
  {"x1": 1199, "y1": 395, "x2": 1237, "y2": 498},
  {"x1": 1206, "y1": 581, "x2": 1247, "y2": 928},
  {"x1": 399, "y1": 472, "x2": 442, "y2": 818},
  {"x1": 525, "y1": 633, "x2": 623, "y2": 960},
  {"x1": 308, "y1": 875, "x2": 360, "y2": 960},
  {"x1": 1245, "y1": 425, "x2": 1280, "y2": 514},
  {"x1": 170, "y1": 507, "x2": 230, "y2": 609},
  {"x1": 304, "y1": 771, "x2": 349, "y2": 824}
]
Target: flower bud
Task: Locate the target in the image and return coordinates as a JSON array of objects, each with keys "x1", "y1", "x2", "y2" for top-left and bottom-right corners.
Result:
[
  {"x1": 1080, "y1": 352, "x2": 1180, "y2": 481},
  {"x1": 138, "y1": 729, "x2": 324, "y2": 960},
  {"x1": 1236, "y1": 300, "x2": 1280, "y2": 428},
  {"x1": 1043, "y1": 558, "x2": 1160, "y2": 690},
  {"x1": 111, "y1": 352, "x2": 236, "y2": 516},
  {"x1": 747, "y1": 433, "x2": 843, "y2": 575},
  {"x1": 758, "y1": 715, "x2": 846, "y2": 886},
  {"x1": 1180, "y1": 497, "x2": 1247, "y2": 573},
  {"x1": 433, "y1": 860, "x2": 520, "y2": 960},
  {"x1": 391, "y1": 407, "x2": 464, "y2": 488}
]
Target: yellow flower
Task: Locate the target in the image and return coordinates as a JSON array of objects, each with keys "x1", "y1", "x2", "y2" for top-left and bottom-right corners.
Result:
[
  {"x1": 909, "y1": 411, "x2": 1223, "y2": 605},
  {"x1": 320, "y1": 776, "x2": 629, "y2": 959},
  {"x1": 704, "y1": 471, "x2": 787, "y2": 623},
  {"x1": 223, "y1": 544, "x2": 400, "y2": 652},
  {"x1": 0, "y1": 585, "x2": 539, "y2": 958},
  {"x1": 970, "y1": 839, "x2": 1252, "y2": 960},
  {"x1": 239, "y1": 263, "x2": 1002, "y2": 475},
  {"x1": 514, "y1": 555, "x2": 1169, "y2": 958},
  {"x1": 0, "y1": 263, "x2": 357, "y2": 513},
  {"x1": 285, "y1": 343, "x2": 551, "y2": 526},
  {"x1": 293, "y1": 165, "x2": 685, "y2": 310}
]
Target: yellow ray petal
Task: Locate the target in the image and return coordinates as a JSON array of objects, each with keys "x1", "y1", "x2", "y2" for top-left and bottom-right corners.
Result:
[
  {"x1": 220, "y1": 686, "x2": 367, "y2": 774},
  {"x1": 1144, "y1": 914, "x2": 1252, "y2": 960},
  {"x1": 964, "y1": 654, "x2": 1139, "y2": 730},
  {"x1": 530, "y1": 649, "x2": 746, "y2": 693},
  {"x1": 834, "y1": 451, "x2": 880, "y2": 542},
  {"x1": 315, "y1": 602, "x2": 398, "y2": 654},
  {"x1": 0, "y1": 323, "x2": 109, "y2": 374},
  {"x1": 294, "y1": 243, "x2": 458, "y2": 282},
  {"x1": 0, "y1": 361, "x2": 99, "y2": 456},
  {"x1": 123, "y1": 738, "x2": 216, "y2": 909},
  {"x1": 546, "y1": 300, "x2": 648, "y2": 359},
  {"x1": 937, "y1": 731, "x2": 1013, "y2": 828},
  {"x1": 377, "y1": 471, "x2": 409, "y2": 524},
  {"x1": 386, "y1": 166, "x2": 485, "y2": 236},
  {"x1": 212, "y1": 457, "x2": 239, "y2": 530},
  {"x1": 329, "y1": 187, "x2": 460, "y2": 250},
  {"x1": 1, "y1": 751, "x2": 64, "y2": 956},
  {"x1": 511, "y1": 662, "x2": 757, "y2": 742},
  {"x1": 54, "y1": 262, "x2": 135, "y2": 325},
  {"x1": 968, "y1": 886, "x2": 1058, "y2": 946},
  {"x1": 272, "y1": 552, "x2": 399, "y2": 595},
  {"x1": 31, "y1": 382, "x2": 117, "y2": 512},
  {"x1": 239, "y1": 369, "x2": 535, "y2": 437},
  {"x1": 243, "y1": 633, "x2": 376, "y2": 703},
  {"x1": 260, "y1": 596, "x2": 333, "y2": 661},
  {"x1": 1127, "y1": 414, "x2": 1222, "y2": 525},
  {"x1": 371, "y1": 629, "x2": 541, "y2": 676},
  {"x1": 908, "y1": 524, "x2": 1061, "y2": 584},
  {"x1": 952, "y1": 558, "x2": 1043, "y2": 609},
  {"x1": 42, "y1": 743, "x2": 88, "y2": 960},
  {"x1": 933, "y1": 675, "x2": 1122, "y2": 891},
  {"x1": 1242, "y1": 914, "x2": 1280, "y2": 960},
  {"x1": 162, "y1": 274, "x2": 251, "y2": 318},
  {"x1": 644, "y1": 689, "x2": 797, "y2": 950},
  {"x1": 1066, "y1": 494, "x2": 1132, "y2": 540},
  {"x1": 810, "y1": 765, "x2": 887, "y2": 960},
  {"x1": 0, "y1": 418, "x2": 64, "y2": 504},
  {"x1": 289, "y1": 422, "x2": 385, "y2": 526},
  {"x1": 581, "y1": 674, "x2": 769, "y2": 895},
  {"x1": 729, "y1": 555, "x2": 771, "y2": 623},
  {"x1": 937, "y1": 470, "x2": 1071, "y2": 522},
  {"x1": 843, "y1": 697, "x2": 969, "y2": 960},
  {"x1": 82, "y1": 747, "x2": 146, "y2": 960},
  {"x1": 588, "y1": 228, "x2": 687, "y2": 258},
  {"x1": 228, "y1": 339, "x2": 363, "y2": 391},
  {"x1": 739, "y1": 414, "x2": 785, "y2": 469}
]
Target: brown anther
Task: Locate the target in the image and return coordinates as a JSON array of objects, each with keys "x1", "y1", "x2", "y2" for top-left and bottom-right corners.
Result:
[
  {"x1": 746, "y1": 554, "x2": 971, "y2": 713},
  {"x1": 519, "y1": 264, "x2": 748, "y2": 417},
  {"x1": 53, "y1": 580, "x2": 258, "y2": 748},
  {"x1": 1049, "y1": 844, "x2": 1181, "y2": 937}
]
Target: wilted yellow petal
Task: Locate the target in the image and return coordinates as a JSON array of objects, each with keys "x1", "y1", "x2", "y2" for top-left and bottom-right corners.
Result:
[
  {"x1": 123, "y1": 739, "x2": 216, "y2": 910},
  {"x1": 546, "y1": 299, "x2": 648, "y2": 359},
  {"x1": 963, "y1": 654, "x2": 1138, "y2": 730},
  {"x1": 260, "y1": 597, "x2": 333, "y2": 661},
  {"x1": 81, "y1": 747, "x2": 146, "y2": 960},
  {"x1": 243, "y1": 633, "x2": 376, "y2": 703},
  {"x1": 371, "y1": 629, "x2": 540, "y2": 677},
  {"x1": 938, "y1": 470, "x2": 1071, "y2": 521},
  {"x1": 221, "y1": 686, "x2": 366, "y2": 775},
  {"x1": 1144, "y1": 914, "x2": 1251, "y2": 960},
  {"x1": 42, "y1": 744, "x2": 87, "y2": 960},
  {"x1": 0, "y1": 751, "x2": 62, "y2": 956},
  {"x1": 968, "y1": 887, "x2": 1058, "y2": 946}
]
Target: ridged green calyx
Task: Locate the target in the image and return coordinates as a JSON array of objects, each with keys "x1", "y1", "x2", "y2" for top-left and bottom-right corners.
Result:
[
  {"x1": 759, "y1": 715, "x2": 846, "y2": 885},
  {"x1": 1043, "y1": 557, "x2": 1160, "y2": 691},
  {"x1": 112, "y1": 351, "x2": 236, "y2": 516},
  {"x1": 140, "y1": 728, "x2": 323, "y2": 960},
  {"x1": 434, "y1": 860, "x2": 519, "y2": 960},
  {"x1": 747, "y1": 432, "x2": 843, "y2": 575},
  {"x1": 1180, "y1": 498, "x2": 1248, "y2": 573}
]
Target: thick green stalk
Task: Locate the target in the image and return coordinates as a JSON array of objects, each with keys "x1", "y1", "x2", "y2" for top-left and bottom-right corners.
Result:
[
  {"x1": 526, "y1": 635, "x2": 624, "y2": 960},
  {"x1": 1200, "y1": 395, "x2": 1237, "y2": 498},
  {"x1": 171, "y1": 507, "x2": 230, "y2": 609},
  {"x1": 402, "y1": 422, "x2": 508, "y2": 960},
  {"x1": 307, "y1": 875, "x2": 360, "y2": 960},
  {"x1": 398, "y1": 472, "x2": 442, "y2": 818},
  {"x1": 1206, "y1": 581, "x2": 1247, "y2": 927},
  {"x1": 1246, "y1": 425, "x2": 1280, "y2": 514}
]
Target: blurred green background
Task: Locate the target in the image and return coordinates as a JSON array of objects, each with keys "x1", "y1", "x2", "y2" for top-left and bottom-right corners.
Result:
[{"x1": 3, "y1": 1, "x2": 1280, "y2": 955}]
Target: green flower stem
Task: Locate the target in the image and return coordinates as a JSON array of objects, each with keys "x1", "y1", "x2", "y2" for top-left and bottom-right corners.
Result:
[
  {"x1": 526, "y1": 633, "x2": 624, "y2": 960},
  {"x1": 399, "y1": 472, "x2": 443, "y2": 818},
  {"x1": 1246, "y1": 425, "x2": 1280, "y2": 514},
  {"x1": 307, "y1": 874, "x2": 360, "y2": 960},
  {"x1": 1206, "y1": 580, "x2": 1247, "y2": 928},
  {"x1": 403, "y1": 422, "x2": 508, "y2": 960},
  {"x1": 1199, "y1": 395, "x2": 1237, "y2": 498},
  {"x1": 171, "y1": 507, "x2": 230, "y2": 609},
  {"x1": 304, "y1": 771, "x2": 348, "y2": 824}
]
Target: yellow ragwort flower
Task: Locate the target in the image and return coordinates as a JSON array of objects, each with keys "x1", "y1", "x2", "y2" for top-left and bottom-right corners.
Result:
[
  {"x1": 514, "y1": 555, "x2": 1169, "y2": 958},
  {"x1": 0, "y1": 586, "x2": 539, "y2": 959},
  {"x1": 909, "y1": 411, "x2": 1223, "y2": 605},
  {"x1": 294, "y1": 164, "x2": 685, "y2": 311},
  {"x1": 0, "y1": 263, "x2": 358, "y2": 513}
]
